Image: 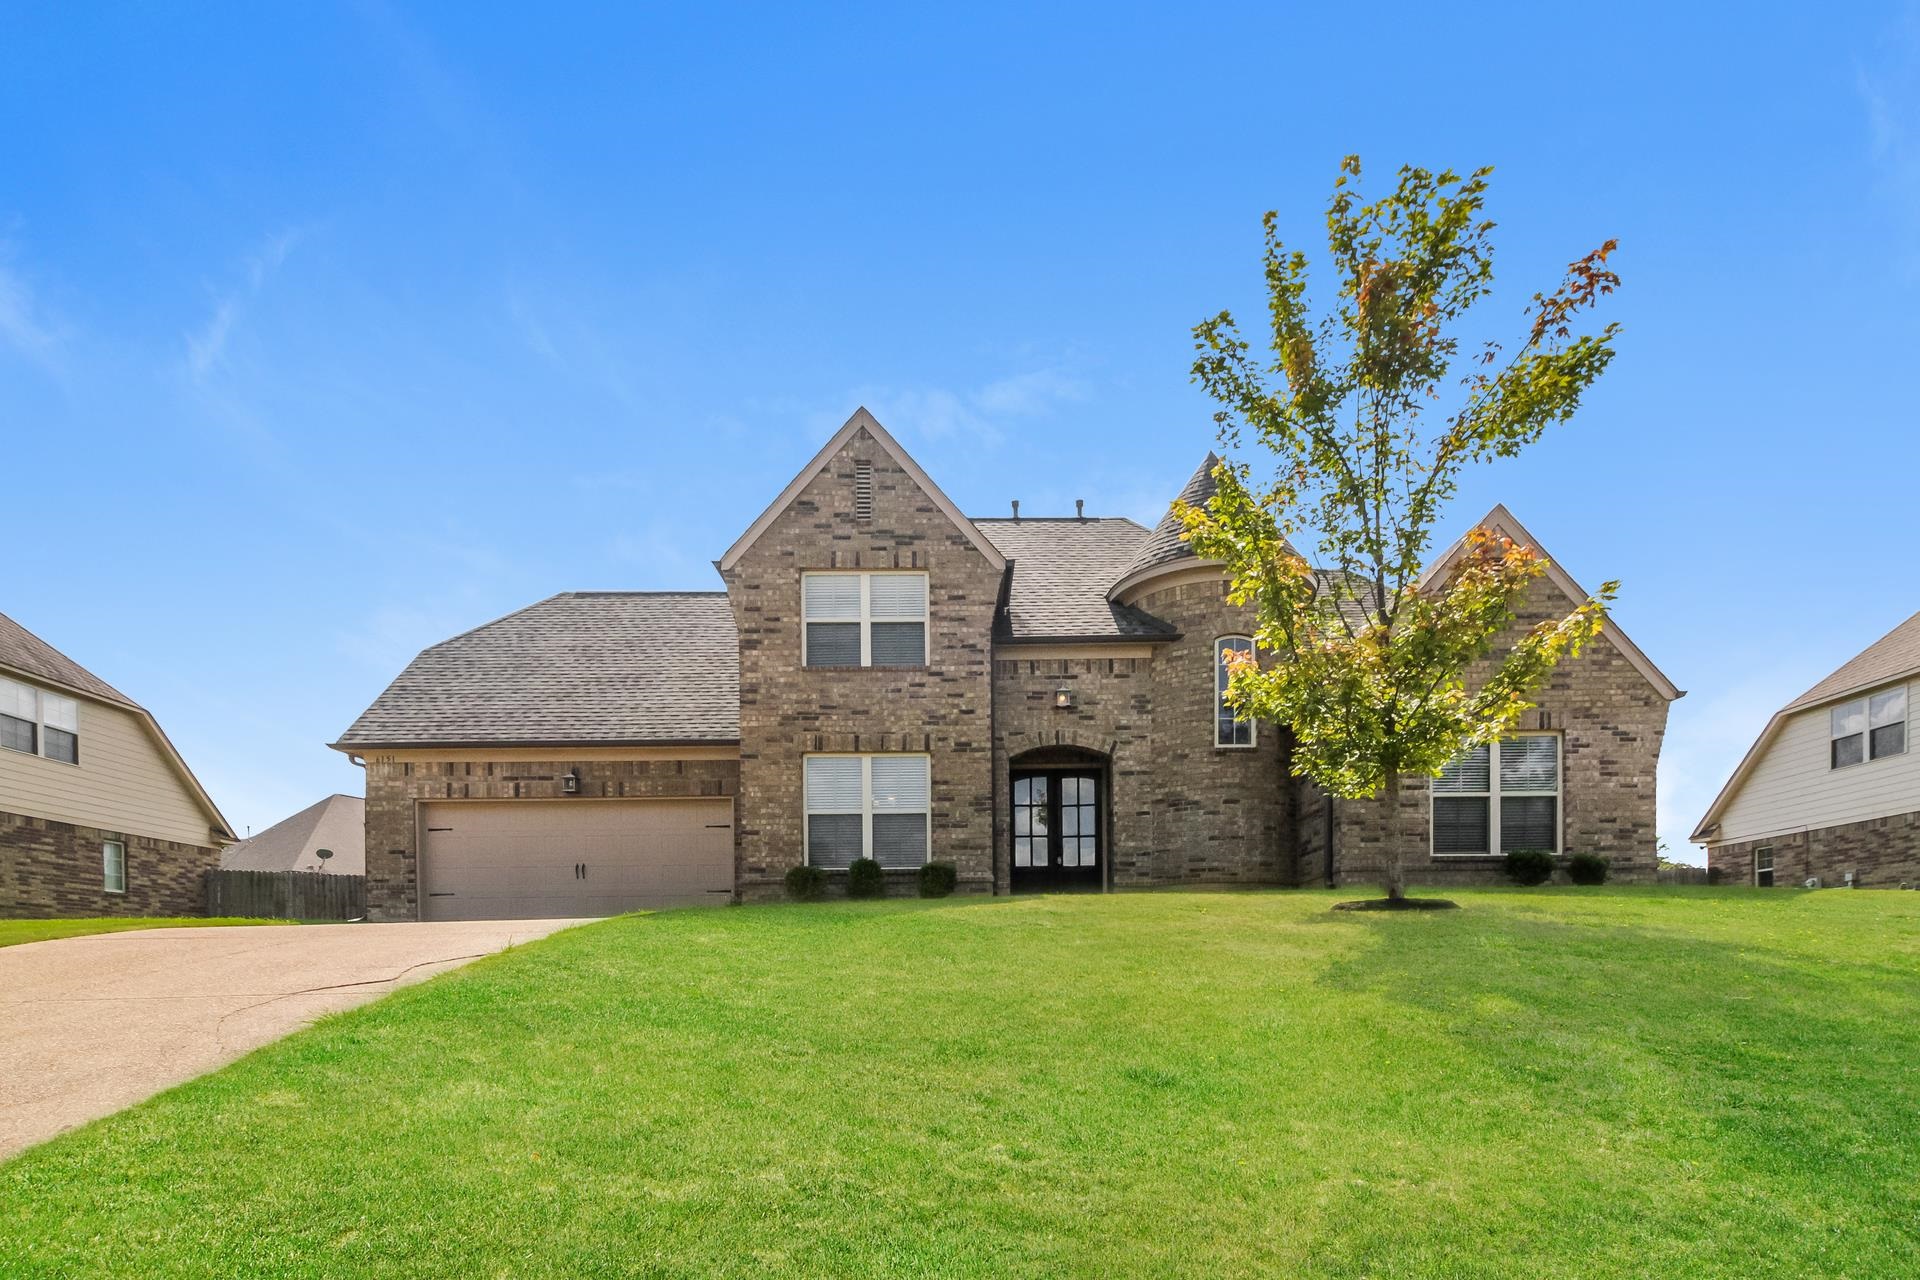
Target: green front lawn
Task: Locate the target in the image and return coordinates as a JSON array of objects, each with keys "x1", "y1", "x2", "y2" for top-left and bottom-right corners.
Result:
[
  {"x1": 4, "y1": 888, "x2": 1916, "y2": 1277},
  {"x1": 0, "y1": 916, "x2": 287, "y2": 949}
]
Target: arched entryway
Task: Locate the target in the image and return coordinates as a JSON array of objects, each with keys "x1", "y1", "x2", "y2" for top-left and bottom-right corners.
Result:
[{"x1": 1008, "y1": 745, "x2": 1110, "y2": 893}]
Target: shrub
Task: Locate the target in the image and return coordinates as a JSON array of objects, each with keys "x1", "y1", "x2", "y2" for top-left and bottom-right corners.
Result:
[
  {"x1": 784, "y1": 865, "x2": 827, "y2": 901},
  {"x1": 846, "y1": 858, "x2": 886, "y2": 899},
  {"x1": 1567, "y1": 852, "x2": 1610, "y2": 885},
  {"x1": 918, "y1": 862, "x2": 958, "y2": 898},
  {"x1": 1504, "y1": 848, "x2": 1556, "y2": 886}
]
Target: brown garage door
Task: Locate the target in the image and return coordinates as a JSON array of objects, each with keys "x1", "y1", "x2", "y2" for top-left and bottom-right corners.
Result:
[{"x1": 418, "y1": 799, "x2": 734, "y2": 921}]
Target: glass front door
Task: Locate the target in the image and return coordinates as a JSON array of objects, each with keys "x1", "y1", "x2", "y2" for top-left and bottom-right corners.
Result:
[{"x1": 1010, "y1": 771, "x2": 1102, "y2": 891}]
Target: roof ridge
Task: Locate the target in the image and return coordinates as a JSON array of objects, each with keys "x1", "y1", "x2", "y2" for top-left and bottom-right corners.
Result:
[
  {"x1": 970, "y1": 515, "x2": 1148, "y2": 527},
  {"x1": 560, "y1": 590, "x2": 729, "y2": 598},
  {"x1": 424, "y1": 594, "x2": 570, "y2": 652}
]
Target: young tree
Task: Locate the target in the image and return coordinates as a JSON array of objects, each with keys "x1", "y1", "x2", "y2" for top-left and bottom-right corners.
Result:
[{"x1": 1180, "y1": 158, "x2": 1621, "y2": 901}]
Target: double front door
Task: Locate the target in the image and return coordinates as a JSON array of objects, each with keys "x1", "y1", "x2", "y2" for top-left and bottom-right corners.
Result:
[{"x1": 1010, "y1": 770, "x2": 1103, "y2": 891}]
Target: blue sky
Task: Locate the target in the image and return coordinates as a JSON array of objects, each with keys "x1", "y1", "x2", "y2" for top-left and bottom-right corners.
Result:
[{"x1": 3, "y1": 3, "x2": 1917, "y2": 859}]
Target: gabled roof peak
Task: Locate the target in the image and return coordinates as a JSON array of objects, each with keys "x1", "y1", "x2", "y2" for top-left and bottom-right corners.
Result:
[
  {"x1": 717, "y1": 407, "x2": 1006, "y2": 574},
  {"x1": 1418, "y1": 504, "x2": 1681, "y2": 703}
]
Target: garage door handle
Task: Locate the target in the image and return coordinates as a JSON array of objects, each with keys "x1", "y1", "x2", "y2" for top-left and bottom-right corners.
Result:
[{"x1": 428, "y1": 892, "x2": 455, "y2": 897}]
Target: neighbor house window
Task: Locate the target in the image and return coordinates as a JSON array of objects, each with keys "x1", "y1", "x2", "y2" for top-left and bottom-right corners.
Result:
[
  {"x1": 1753, "y1": 846, "x2": 1774, "y2": 888},
  {"x1": 0, "y1": 676, "x2": 79, "y2": 764},
  {"x1": 1216, "y1": 636, "x2": 1255, "y2": 748},
  {"x1": 802, "y1": 572, "x2": 928, "y2": 668},
  {"x1": 1830, "y1": 685, "x2": 1906, "y2": 768},
  {"x1": 1432, "y1": 734, "x2": 1561, "y2": 857},
  {"x1": 804, "y1": 754, "x2": 931, "y2": 869},
  {"x1": 103, "y1": 840, "x2": 126, "y2": 894}
]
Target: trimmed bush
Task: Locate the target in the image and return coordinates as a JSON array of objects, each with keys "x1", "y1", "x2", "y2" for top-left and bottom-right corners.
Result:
[
  {"x1": 1567, "y1": 852, "x2": 1610, "y2": 885},
  {"x1": 1504, "y1": 848, "x2": 1556, "y2": 886},
  {"x1": 784, "y1": 865, "x2": 827, "y2": 901},
  {"x1": 846, "y1": 858, "x2": 886, "y2": 899},
  {"x1": 918, "y1": 862, "x2": 958, "y2": 898}
]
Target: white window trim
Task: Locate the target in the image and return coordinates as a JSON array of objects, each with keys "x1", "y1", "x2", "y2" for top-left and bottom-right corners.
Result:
[
  {"x1": 1214, "y1": 636, "x2": 1257, "y2": 749},
  {"x1": 802, "y1": 752, "x2": 932, "y2": 867},
  {"x1": 801, "y1": 571, "x2": 929, "y2": 668},
  {"x1": 1829, "y1": 683, "x2": 1907, "y2": 770},
  {"x1": 1430, "y1": 733, "x2": 1563, "y2": 858},
  {"x1": 102, "y1": 839, "x2": 126, "y2": 894},
  {"x1": 0, "y1": 676, "x2": 80, "y2": 766},
  {"x1": 1753, "y1": 845, "x2": 1774, "y2": 887}
]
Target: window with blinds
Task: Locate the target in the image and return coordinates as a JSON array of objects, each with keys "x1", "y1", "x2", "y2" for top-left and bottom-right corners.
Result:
[
  {"x1": 1431, "y1": 733, "x2": 1561, "y2": 857},
  {"x1": 804, "y1": 754, "x2": 931, "y2": 869},
  {"x1": 1830, "y1": 684, "x2": 1906, "y2": 769},
  {"x1": 0, "y1": 675, "x2": 79, "y2": 764},
  {"x1": 802, "y1": 572, "x2": 927, "y2": 668}
]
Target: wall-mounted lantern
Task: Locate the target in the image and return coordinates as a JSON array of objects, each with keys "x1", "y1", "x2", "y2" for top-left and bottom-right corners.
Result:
[
  {"x1": 563, "y1": 769, "x2": 581, "y2": 794},
  {"x1": 1054, "y1": 687, "x2": 1075, "y2": 710}
]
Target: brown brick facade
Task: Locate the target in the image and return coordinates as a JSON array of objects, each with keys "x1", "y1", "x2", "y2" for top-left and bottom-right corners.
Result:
[
  {"x1": 1130, "y1": 576, "x2": 1296, "y2": 886},
  {"x1": 1326, "y1": 576, "x2": 1669, "y2": 887},
  {"x1": 722, "y1": 426, "x2": 1003, "y2": 901},
  {"x1": 1707, "y1": 812, "x2": 1920, "y2": 889},
  {"x1": 990, "y1": 652, "x2": 1155, "y2": 891},
  {"x1": 361, "y1": 756, "x2": 740, "y2": 920},
  {"x1": 343, "y1": 425, "x2": 1674, "y2": 911},
  {"x1": 0, "y1": 810, "x2": 219, "y2": 917}
]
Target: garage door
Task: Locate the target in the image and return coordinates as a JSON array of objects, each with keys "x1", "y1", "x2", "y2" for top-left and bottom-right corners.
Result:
[{"x1": 418, "y1": 799, "x2": 734, "y2": 920}]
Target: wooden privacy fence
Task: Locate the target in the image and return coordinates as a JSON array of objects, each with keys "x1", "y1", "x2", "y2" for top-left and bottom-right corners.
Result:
[
  {"x1": 205, "y1": 869, "x2": 367, "y2": 920},
  {"x1": 1655, "y1": 865, "x2": 1714, "y2": 885}
]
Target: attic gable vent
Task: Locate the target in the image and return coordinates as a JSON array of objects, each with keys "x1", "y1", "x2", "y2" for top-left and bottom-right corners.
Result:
[{"x1": 853, "y1": 460, "x2": 874, "y2": 523}]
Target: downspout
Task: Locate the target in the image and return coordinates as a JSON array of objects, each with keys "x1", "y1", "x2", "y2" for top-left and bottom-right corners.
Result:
[{"x1": 1323, "y1": 794, "x2": 1336, "y2": 888}]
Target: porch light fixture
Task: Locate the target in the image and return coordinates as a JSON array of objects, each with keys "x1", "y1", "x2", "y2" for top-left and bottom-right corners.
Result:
[
  {"x1": 1054, "y1": 687, "x2": 1075, "y2": 710},
  {"x1": 563, "y1": 769, "x2": 581, "y2": 794}
]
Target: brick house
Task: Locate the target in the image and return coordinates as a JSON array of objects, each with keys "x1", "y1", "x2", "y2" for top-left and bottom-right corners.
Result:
[
  {"x1": 334, "y1": 409, "x2": 1680, "y2": 920},
  {"x1": 1693, "y1": 610, "x2": 1920, "y2": 888},
  {"x1": 0, "y1": 612, "x2": 233, "y2": 917}
]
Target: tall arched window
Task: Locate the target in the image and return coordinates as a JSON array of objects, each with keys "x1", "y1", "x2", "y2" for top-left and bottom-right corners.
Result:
[{"x1": 1215, "y1": 636, "x2": 1255, "y2": 748}]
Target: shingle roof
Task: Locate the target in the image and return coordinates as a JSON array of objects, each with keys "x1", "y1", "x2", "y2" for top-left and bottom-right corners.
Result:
[
  {"x1": 1784, "y1": 609, "x2": 1920, "y2": 712},
  {"x1": 333, "y1": 592, "x2": 741, "y2": 748},
  {"x1": 1115, "y1": 453, "x2": 1220, "y2": 586},
  {"x1": 0, "y1": 611, "x2": 136, "y2": 706},
  {"x1": 221, "y1": 794, "x2": 366, "y2": 874},
  {"x1": 972, "y1": 518, "x2": 1179, "y2": 642}
]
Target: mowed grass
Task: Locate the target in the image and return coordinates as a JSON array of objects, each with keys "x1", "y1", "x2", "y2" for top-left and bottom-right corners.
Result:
[
  {"x1": 3, "y1": 889, "x2": 1917, "y2": 1278},
  {"x1": 0, "y1": 916, "x2": 287, "y2": 949}
]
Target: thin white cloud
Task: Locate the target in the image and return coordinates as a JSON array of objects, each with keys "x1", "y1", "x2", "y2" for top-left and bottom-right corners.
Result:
[
  {"x1": 0, "y1": 251, "x2": 69, "y2": 372},
  {"x1": 185, "y1": 228, "x2": 303, "y2": 383},
  {"x1": 844, "y1": 363, "x2": 1091, "y2": 447},
  {"x1": 1860, "y1": 6, "x2": 1920, "y2": 272}
]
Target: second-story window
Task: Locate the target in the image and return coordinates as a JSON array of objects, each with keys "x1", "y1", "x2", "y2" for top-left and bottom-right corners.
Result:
[
  {"x1": 0, "y1": 676, "x2": 79, "y2": 764},
  {"x1": 803, "y1": 572, "x2": 928, "y2": 667},
  {"x1": 1216, "y1": 636, "x2": 1255, "y2": 747},
  {"x1": 1830, "y1": 685, "x2": 1906, "y2": 768}
]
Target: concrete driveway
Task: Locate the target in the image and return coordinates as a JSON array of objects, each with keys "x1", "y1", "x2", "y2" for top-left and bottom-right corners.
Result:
[{"x1": 0, "y1": 919, "x2": 582, "y2": 1161}]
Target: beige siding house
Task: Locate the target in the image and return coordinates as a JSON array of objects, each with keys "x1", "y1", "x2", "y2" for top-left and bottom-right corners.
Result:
[
  {"x1": 0, "y1": 612, "x2": 232, "y2": 917},
  {"x1": 1694, "y1": 610, "x2": 1920, "y2": 887}
]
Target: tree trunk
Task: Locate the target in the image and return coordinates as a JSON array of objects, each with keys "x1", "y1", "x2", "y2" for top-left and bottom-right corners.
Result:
[{"x1": 1381, "y1": 771, "x2": 1406, "y2": 900}]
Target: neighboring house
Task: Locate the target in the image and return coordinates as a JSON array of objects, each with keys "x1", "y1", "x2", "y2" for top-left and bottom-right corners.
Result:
[
  {"x1": 0, "y1": 612, "x2": 233, "y2": 917},
  {"x1": 334, "y1": 408, "x2": 1680, "y2": 921},
  {"x1": 1693, "y1": 610, "x2": 1920, "y2": 888},
  {"x1": 220, "y1": 794, "x2": 366, "y2": 875}
]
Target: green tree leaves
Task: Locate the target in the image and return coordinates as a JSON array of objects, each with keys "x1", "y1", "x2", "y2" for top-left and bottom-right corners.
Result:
[{"x1": 1180, "y1": 159, "x2": 1621, "y2": 898}]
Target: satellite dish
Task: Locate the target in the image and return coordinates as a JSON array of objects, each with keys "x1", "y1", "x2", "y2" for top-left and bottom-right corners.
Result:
[{"x1": 315, "y1": 848, "x2": 334, "y2": 862}]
